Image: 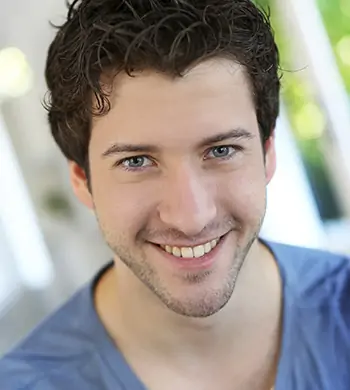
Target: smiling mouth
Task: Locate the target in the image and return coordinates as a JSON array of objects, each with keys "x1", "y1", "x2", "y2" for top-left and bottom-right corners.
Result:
[{"x1": 156, "y1": 237, "x2": 223, "y2": 259}]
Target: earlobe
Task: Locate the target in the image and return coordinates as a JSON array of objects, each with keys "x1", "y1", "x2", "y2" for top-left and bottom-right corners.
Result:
[
  {"x1": 264, "y1": 134, "x2": 276, "y2": 185},
  {"x1": 69, "y1": 161, "x2": 94, "y2": 210}
]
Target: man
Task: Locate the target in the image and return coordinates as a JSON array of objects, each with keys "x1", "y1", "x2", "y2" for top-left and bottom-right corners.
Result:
[{"x1": 1, "y1": 0, "x2": 349, "y2": 389}]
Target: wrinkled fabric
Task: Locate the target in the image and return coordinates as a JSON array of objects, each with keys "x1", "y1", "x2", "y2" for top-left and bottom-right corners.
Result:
[{"x1": 1, "y1": 241, "x2": 350, "y2": 389}]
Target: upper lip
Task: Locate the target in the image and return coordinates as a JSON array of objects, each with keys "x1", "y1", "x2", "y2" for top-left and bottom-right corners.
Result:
[{"x1": 149, "y1": 233, "x2": 227, "y2": 248}]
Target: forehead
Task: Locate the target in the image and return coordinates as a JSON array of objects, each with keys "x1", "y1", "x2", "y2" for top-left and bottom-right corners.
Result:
[{"x1": 91, "y1": 59, "x2": 258, "y2": 149}]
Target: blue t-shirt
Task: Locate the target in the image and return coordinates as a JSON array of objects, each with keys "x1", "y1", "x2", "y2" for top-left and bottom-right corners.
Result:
[{"x1": 1, "y1": 241, "x2": 350, "y2": 389}]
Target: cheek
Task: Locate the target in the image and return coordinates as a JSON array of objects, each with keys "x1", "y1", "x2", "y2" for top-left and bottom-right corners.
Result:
[
  {"x1": 219, "y1": 164, "x2": 267, "y2": 221},
  {"x1": 91, "y1": 173, "x2": 159, "y2": 233}
]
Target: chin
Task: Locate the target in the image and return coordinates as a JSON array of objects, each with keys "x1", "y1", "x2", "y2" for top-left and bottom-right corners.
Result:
[
  {"x1": 154, "y1": 258, "x2": 241, "y2": 318},
  {"x1": 160, "y1": 284, "x2": 235, "y2": 318}
]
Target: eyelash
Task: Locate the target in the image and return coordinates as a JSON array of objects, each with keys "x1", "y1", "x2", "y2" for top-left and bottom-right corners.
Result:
[
  {"x1": 113, "y1": 155, "x2": 155, "y2": 172},
  {"x1": 114, "y1": 145, "x2": 242, "y2": 172},
  {"x1": 204, "y1": 145, "x2": 241, "y2": 161}
]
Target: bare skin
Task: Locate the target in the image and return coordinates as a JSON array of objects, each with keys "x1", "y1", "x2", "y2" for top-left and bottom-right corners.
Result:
[
  {"x1": 70, "y1": 58, "x2": 281, "y2": 389},
  {"x1": 95, "y1": 241, "x2": 282, "y2": 390}
]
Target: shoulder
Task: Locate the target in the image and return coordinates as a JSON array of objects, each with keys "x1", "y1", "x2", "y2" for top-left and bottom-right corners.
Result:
[
  {"x1": 266, "y1": 240, "x2": 350, "y2": 305},
  {"x1": 267, "y1": 242, "x2": 350, "y2": 385},
  {"x1": 268, "y1": 240, "x2": 350, "y2": 341},
  {"x1": 0, "y1": 285, "x2": 101, "y2": 389}
]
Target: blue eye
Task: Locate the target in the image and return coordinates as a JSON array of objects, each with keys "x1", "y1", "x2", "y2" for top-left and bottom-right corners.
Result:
[
  {"x1": 206, "y1": 145, "x2": 237, "y2": 160},
  {"x1": 124, "y1": 156, "x2": 146, "y2": 168},
  {"x1": 119, "y1": 156, "x2": 154, "y2": 171}
]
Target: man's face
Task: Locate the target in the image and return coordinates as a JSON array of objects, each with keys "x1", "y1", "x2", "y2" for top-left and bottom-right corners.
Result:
[{"x1": 72, "y1": 59, "x2": 276, "y2": 318}]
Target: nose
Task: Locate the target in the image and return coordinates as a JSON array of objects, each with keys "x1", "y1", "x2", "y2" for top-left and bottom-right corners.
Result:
[{"x1": 157, "y1": 167, "x2": 217, "y2": 237}]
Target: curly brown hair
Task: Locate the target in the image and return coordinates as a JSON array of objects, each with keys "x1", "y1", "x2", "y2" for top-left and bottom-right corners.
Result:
[{"x1": 45, "y1": 0, "x2": 280, "y2": 172}]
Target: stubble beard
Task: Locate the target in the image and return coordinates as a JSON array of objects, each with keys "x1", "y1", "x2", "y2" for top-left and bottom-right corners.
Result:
[{"x1": 99, "y1": 218, "x2": 263, "y2": 318}]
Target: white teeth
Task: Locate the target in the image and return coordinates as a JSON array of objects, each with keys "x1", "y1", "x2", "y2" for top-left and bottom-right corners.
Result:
[
  {"x1": 204, "y1": 242, "x2": 211, "y2": 254},
  {"x1": 181, "y1": 247, "x2": 193, "y2": 258},
  {"x1": 172, "y1": 247, "x2": 182, "y2": 257},
  {"x1": 161, "y1": 238, "x2": 221, "y2": 259},
  {"x1": 193, "y1": 245, "x2": 205, "y2": 258}
]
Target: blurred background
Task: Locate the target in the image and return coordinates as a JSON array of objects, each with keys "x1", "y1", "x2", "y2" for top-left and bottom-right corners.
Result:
[{"x1": 0, "y1": 0, "x2": 350, "y2": 356}]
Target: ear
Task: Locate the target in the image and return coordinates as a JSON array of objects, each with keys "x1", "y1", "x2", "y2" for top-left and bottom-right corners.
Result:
[
  {"x1": 69, "y1": 161, "x2": 94, "y2": 210},
  {"x1": 264, "y1": 133, "x2": 276, "y2": 185}
]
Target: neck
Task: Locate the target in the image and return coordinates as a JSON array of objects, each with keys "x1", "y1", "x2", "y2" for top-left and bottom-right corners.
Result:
[{"x1": 95, "y1": 240, "x2": 282, "y2": 363}]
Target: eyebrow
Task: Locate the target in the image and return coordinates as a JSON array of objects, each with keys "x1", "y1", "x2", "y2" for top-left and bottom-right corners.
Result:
[
  {"x1": 102, "y1": 128, "x2": 254, "y2": 158},
  {"x1": 102, "y1": 143, "x2": 160, "y2": 157},
  {"x1": 198, "y1": 128, "x2": 254, "y2": 148}
]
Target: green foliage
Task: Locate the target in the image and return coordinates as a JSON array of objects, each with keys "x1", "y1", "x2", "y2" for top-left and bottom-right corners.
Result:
[
  {"x1": 255, "y1": 0, "x2": 348, "y2": 219},
  {"x1": 317, "y1": 0, "x2": 350, "y2": 91}
]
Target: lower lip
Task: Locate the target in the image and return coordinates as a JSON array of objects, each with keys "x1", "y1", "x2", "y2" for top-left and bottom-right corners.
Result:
[{"x1": 152, "y1": 234, "x2": 227, "y2": 271}]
